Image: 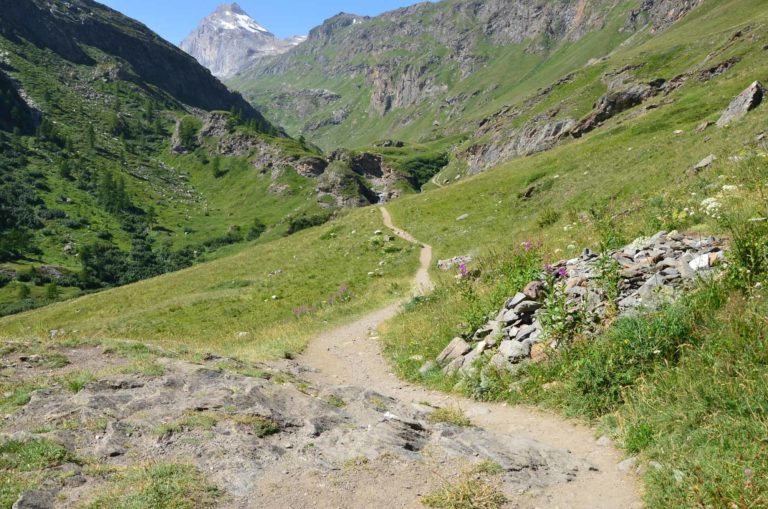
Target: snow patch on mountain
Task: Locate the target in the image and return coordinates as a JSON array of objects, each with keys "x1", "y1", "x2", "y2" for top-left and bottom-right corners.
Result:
[{"x1": 181, "y1": 3, "x2": 305, "y2": 78}]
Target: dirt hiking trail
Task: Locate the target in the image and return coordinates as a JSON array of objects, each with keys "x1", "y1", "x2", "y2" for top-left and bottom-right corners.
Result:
[{"x1": 289, "y1": 206, "x2": 642, "y2": 508}]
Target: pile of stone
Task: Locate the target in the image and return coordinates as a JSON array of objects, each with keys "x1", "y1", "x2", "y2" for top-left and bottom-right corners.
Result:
[{"x1": 433, "y1": 231, "x2": 726, "y2": 376}]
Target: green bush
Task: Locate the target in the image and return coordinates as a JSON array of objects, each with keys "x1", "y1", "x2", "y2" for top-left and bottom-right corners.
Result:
[{"x1": 287, "y1": 211, "x2": 333, "y2": 234}]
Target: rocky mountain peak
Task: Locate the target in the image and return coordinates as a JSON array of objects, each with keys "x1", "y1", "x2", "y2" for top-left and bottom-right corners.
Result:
[
  {"x1": 208, "y1": 3, "x2": 272, "y2": 35},
  {"x1": 181, "y1": 3, "x2": 305, "y2": 78}
]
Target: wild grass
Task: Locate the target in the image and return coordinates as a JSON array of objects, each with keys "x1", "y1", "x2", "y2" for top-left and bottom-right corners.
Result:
[
  {"x1": 422, "y1": 476, "x2": 506, "y2": 509},
  {"x1": 61, "y1": 370, "x2": 96, "y2": 393},
  {"x1": 0, "y1": 209, "x2": 419, "y2": 361},
  {"x1": 82, "y1": 463, "x2": 220, "y2": 509},
  {"x1": 0, "y1": 439, "x2": 80, "y2": 508},
  {"x1": 427, "y1": 406, "x2": 472, "y2": 427},
  {"x1": 155, "y1": 411, "x2": 280, "y2": 440},
  {"x1": 383, "y1": 150, "x2": 768, "y2": 507}
]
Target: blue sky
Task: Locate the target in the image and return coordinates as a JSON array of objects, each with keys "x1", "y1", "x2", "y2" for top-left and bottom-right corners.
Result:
[{"x1": 99, "y1": 0, "x2": 429, "y2": 44}]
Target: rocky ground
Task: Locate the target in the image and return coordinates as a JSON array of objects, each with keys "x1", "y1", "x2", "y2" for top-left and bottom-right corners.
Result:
[{"x1": 2, "y1": 340, "x2": 601, "y2": 509}]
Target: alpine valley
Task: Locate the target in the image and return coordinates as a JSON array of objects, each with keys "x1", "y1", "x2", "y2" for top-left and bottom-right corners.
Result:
[{"x1": 1, "y1": 0, "x2": 768, "y2": 508}]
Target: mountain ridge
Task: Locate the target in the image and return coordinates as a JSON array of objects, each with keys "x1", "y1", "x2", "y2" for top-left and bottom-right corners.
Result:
[{"x1": 231, "y1": 0, "x2": 706, "y2": 155}]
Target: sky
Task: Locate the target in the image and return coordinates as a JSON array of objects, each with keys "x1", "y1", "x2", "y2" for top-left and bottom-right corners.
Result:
[{"x1": 99, "y1": 0, "x2": 429, "y2": 44}]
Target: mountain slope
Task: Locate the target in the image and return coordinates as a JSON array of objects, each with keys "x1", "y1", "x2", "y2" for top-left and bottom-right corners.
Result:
[
  {"x1": 0, "y1": 0, "x2": 378, "y2": 317},
  {"x1": 181, "y1": 3, "x2": 306, "y2": 78},
  {"x1": 230, "y1": 0, "x2": 703, "y2": 154}
]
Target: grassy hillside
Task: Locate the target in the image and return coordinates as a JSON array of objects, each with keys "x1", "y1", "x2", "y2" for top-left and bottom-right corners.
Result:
[
  {"x1": 0, "y1": 0, "x2": 389, "y2": 318},
  {"x1": 370, "y1": 2, "x2": 768, "y2": 506},
  {"x1": 386, "y1": 0, "x2": 768, "y2": 260},
  {"x1": 0, "y1": 208, "x2": 419, "y2": 360}
]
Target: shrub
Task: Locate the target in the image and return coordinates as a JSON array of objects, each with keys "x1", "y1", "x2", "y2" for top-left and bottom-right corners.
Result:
[
  {"x1": 537, "y1": 207, "x2": 561, "y2": 228},
  {"x1": 247, "y1": 218, "x2": 266, "y2": 241},
  {"x1": 722, "y1": 214, "x2": 768, "y2": 288},
  {"x1": 287, "y1": 211, "x2": 333, "y2": 234}
]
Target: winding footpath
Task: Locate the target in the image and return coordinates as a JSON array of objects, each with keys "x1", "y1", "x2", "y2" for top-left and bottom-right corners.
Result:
[{"x1": 298, "y1": 206, "x2": 641, "y2": 508}]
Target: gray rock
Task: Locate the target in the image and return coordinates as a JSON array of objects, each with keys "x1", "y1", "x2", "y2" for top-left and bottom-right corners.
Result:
[
  {"x1": 693, "y1": 154, "x2": 716, "y2": 172},
  {"x1": 436, "y1": 337, "x2": 471, "y2": 366},
  {"x1": 498, "y1": 340, "x2": 532, "y2": 362},
  {"x1": 488, "y1": 353, "x2": 515, "y2": 373},
  {"x1": 638, "y1": 273, "x2": 666, "y2": 302},
  {"x1": 437, "y1": 255, "x2": 473, "y2": 271},
  {"x1": 12, "y1": 490, "x2": 53, "y2": 509},
  {"x1": 617, "y1": 456, "x2": 638, "y2": 472},
  {"x1": 505, "y1": 292, "x2": 528, "y2": 310},
  {"x1": 717, "y1": 81, "x2": 765, "y2": 127},
  {"x1": 677, "y1": 253, "x2": 695, "y2": 278},
  {"x1": 459, "y1": 347, "x2": 484, "y2": 377},
  {"x1": 689, "y1": 253, "x2": 711, "y2": 271},
  {"x1": 442, "y1": 355, "x2": 466, "y2": 374},
  {"x1": 498, "y1": 308, "x2": 519, "y2": 325},
  {"x1": 473, "y1": 321, "x2": 501, "y2": 341},
  {"x1": 514, "y1": 300, "x2": 542, "y2": 316},
  {"x1": 418, "y1": 361, "x2": 436, "y2": 376},
  {"x1": 515, "y1": 324, "x2": 539, "y2": 342}
]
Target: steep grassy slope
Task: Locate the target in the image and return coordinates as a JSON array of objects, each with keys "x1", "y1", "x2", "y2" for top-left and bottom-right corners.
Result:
[
  {"x1": 0, "y1": 0, "x2": 391, "y2": 317},
  {"x1": 386, "y1": 0, "x2": 768, "y2": 260}
]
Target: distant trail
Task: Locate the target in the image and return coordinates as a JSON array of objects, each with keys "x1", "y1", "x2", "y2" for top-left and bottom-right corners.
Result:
[
  {"x1": 430, "y1": 174, "x2": 445, "y2": 188},
  {"x1": 296, "y1": 206, "x2": 641, "y2": 508}
]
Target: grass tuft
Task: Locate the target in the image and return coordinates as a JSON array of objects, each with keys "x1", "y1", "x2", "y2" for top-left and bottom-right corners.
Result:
[
  {"x1": 82, "y1": 463, "x2": 220, "y2": 509},
  {"x1": 427, "y1": 406, "x2": 472, "y2": 427},
  {"x1": 421, "y1": 478, "x2": 507, "y2": 509}
]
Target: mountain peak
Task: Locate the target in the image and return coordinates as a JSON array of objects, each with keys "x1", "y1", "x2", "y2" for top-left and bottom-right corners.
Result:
[
  {"x1": 207, "y1": 3, "x2": 271, "y2": 35},
  {"x1": 181, "y1": 4, "x2": 305, "y2": 78},
  {"x1": 217, "y1": 3, "x2": 245, "y2": 14}
]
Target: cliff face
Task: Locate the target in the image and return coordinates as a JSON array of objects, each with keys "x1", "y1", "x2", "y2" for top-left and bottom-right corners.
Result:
[
  {"x1": 181, "y1": 3, "x2": 305, "y2": 78},
  {"x1": 232, "y1": 0, "x2": 706, "y2": 149},
  {"x1": 0, "y1": 0, "x2": 269, "y2": 126}
]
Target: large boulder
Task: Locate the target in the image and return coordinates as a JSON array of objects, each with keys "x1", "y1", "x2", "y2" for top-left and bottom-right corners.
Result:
[
  {"x1": 717, "y1": 81, "x2": 765, "y2": 127},
  {"x1": 436, "y1": 337, "x2": 471, "y2": 366}
]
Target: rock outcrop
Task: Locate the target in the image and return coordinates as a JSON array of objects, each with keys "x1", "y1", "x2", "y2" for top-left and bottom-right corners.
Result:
[
  {"x1": 462, "y1": 115, "x2": 577, "y2": 174},
  {"x1": 573, "y1": 81, "x2": 665, "y2": 137},
  {"x1": 188, "y1": 112, "x2": 419, "y2": 207},
  {"x1": 716, "y1": 81, "x2": 765, "y2": 127},
  {"x1": 625, "y1": 0, "x2": 705, "y2": 32},
  {"x1": 433, "y1": 232, "x2": 726, "y2": 376}
]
